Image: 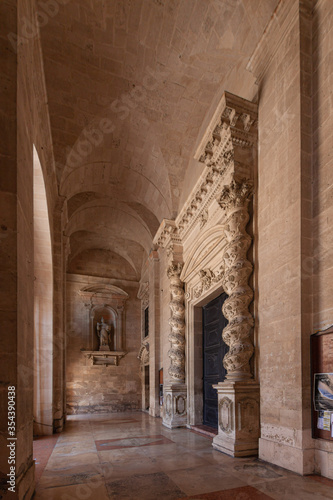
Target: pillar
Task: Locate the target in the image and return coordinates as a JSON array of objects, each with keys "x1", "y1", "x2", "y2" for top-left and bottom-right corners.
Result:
[
  {"x1": 212, "y1": 179, "x2": 260, "y2": 457},
  {"x1": 163, "y1": 261, "x2": 187, "y2": 428}
]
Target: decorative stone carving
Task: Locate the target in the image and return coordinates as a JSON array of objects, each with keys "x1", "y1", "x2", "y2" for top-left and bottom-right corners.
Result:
[
  {"x1": 238, "y1": 398, "x2": 259, "y2": 437},
  {"x1": 137, "y1": 343, "x2": 149, "y2": 365},
  {"x1": 200, "y1": 208, "x2": 208, "y2": 228},
  {"x1": 97, "y1": 317, "x2": 112, "y2": 351},
  {"x1": 81, "y1": 350, "x2": 127, "y2": 366},
  {"x1": 175, "y1": 395, "x2": 186, "y2": 416},
  {"x1": 219, "y1": 397, "x2": 234, "y2": 434},
  {"x1": 193, "y1": 266, "x2": 224, "y2": 298},
  {"x1": 79, "y1": 284, "x2": 128, "y2": 356},
  {"x1": 219, "y1": 179, "x2": 254, "y2": 380},
  {"x1": 165, "y1": 394, "x2": 172, "y2": 417},
  {"x1": 167, "y1": 262, "x2": 185, "y2": 383},
  {"x1": 163, "y1": 385, "x2": 187, "y2": 428}
]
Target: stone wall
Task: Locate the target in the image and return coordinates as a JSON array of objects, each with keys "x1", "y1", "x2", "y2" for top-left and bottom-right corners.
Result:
[
  {"x1": 312, "y1": 0, "x2": 333, "y2": 477},
  {"x1": 0, "y1": 1, "x2": 60, "y2": 497},
  {"x1": 248, "y1": 0, "x2": 333, "y2": 477},
  {"x1": 66, "y1": 274, "x2": 142, "y2": 414}
]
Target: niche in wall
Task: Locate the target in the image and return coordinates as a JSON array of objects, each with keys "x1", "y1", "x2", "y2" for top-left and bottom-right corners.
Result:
[{"x1": 79, "y1": 284, "x2": 129, "y2": 366}]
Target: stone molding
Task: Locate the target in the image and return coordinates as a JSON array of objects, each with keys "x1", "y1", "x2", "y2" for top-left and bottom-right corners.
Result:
[
  {"x1": 153, "y1": 92, "x2": 257, "y2": 246},
  {"x1": 167, "y1": 262, "x2": 185, "y2": 383},
  {"x1": 219, "y1": 397, "x2": 234, "y2": 434},
  {"x1": 137, "y1": 343, "x2": 149, "y2": 365},
  {"x1": 163, "y1": 384, "x2": 187, "y2": 429},
  {"x1": 194, "y1": 91, "x2": 257, "y2": 166},
  {"x1": 79, "y1": 284, "x2": 129, "y2": 303}
]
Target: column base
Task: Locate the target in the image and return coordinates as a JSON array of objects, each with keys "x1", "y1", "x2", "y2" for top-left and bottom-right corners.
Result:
[
  {"x1": 212, "y1": 380, "x2": 260, "y2": 457},
  {"x1": 162, "y1": 384, "x2": 187, "y2": 429}
]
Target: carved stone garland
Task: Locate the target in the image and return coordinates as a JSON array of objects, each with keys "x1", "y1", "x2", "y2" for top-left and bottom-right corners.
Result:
[
  {"x1": 167, "y1": 263, "x2": 185, "y2": 383},
  {"x1": 219, "y1": 179, "x2": 254, "y2": 380}
]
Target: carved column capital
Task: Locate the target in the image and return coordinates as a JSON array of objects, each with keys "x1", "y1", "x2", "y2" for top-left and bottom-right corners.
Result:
[
  {"x1": 167, "y1": 262, "x2": 183, "y2": 280},
  {"x1": 219, "y1": 179, "x2": 253, "y2": 212}
]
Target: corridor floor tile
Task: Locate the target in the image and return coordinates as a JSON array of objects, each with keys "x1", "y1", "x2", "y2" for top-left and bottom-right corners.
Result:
[
  {"x1": 33, "y1": 481, "x2": 109, "y2": 499},
  {"x1": 95, "y1": 433, "x2": 174, "y2": 450},
  {"x1": 166, "y1": 464, "x2": 248, "y2": 496},
  {"x1": 255, "y1": 476, "x2": 333, "y2": 499},
  {"x1": 180, "y1": 485, "x2": 274, "y2": 499},
  {"x1": 33, "y1": 434, "x2": 59, "y2": 485},
  {"x1": 33, "y1": 412, "x2": 333, "y2": 499},
  {"x1": 105, "y1": 471, "x2": 187, "y2": 499}
]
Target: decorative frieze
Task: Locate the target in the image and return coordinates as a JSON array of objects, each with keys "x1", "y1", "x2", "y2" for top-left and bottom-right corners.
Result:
[
  {"x1": 167, "y1": 262, "x2": 185, "y2": 383},
  {"x1": 193, "y1": 266, "x2": 224, "y2": 298}
]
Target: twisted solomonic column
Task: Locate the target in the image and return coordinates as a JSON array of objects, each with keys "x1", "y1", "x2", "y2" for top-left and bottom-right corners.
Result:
[
  {"x1": 167, "y1": 263, "x2": 185, "y2": 383},
  {"x1": 219, "y1": 179, "x2": 254, "y2": 381}
]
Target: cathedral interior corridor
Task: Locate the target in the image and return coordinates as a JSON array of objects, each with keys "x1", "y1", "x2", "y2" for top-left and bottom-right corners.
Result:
[
  {"x1": 1, "y1": 0, "x2": 333, "y2": 498},
  {"x1": 33, "y1": 412, "x2": 333, "y2": 499}
]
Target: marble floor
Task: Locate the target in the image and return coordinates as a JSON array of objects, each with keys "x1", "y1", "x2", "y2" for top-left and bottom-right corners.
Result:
[{"x1": 33, "y1": 412, "x2": 333, "y2": 499}]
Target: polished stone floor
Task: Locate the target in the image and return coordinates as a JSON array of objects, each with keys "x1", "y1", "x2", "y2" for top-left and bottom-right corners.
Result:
[{"x1": 33, "y1": 412, "x2": 333, "y2": 499}]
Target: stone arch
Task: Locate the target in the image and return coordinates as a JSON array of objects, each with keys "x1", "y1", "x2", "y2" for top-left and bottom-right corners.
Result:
[{"x1": 33, "y1": 145, "x2": 53, "y2": 435}]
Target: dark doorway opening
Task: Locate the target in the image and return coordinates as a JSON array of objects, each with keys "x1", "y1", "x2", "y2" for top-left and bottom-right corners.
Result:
[
  {"x1": 144, "y1": 365, "x2": 149, "y2": 411},
  {"x1": 202, "y1": 293, "x2": 228, "y2": 428}
]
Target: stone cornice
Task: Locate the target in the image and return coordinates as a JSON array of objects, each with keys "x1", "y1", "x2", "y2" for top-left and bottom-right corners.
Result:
[
  {"x1": 247, "y1": 0, "x2": 301, "y2": 83},
  {"x1": 194, "y1": 91, "x2": 257, "y2": 166},
  {"x1": 153, "y1": 219, "x2": 179, "y2": 248},
  {"x1": 153, "y1": 92, "x2": 257, "y2": 249}
]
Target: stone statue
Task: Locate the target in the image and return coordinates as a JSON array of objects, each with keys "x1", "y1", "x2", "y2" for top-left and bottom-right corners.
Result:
[{"x1": 96, "y1": 317, "x2": 111, "y2": 351}]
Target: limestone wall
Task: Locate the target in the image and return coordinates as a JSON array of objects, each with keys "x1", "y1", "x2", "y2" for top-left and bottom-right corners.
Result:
[
  {"x1": 312, "y1": 0, "x2": 333, "y2": 477},
  {"x1": 0, "y1": 1, "x2": 60, "y2": 497},
  {"x1": 66, "y1": 274, "x2": 142, "y2": 414},
  {"x1": 248, "y1": 0, "x2": 333, "y2": 477}
]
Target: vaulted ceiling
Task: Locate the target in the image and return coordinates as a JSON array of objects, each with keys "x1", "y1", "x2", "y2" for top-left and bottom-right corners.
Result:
[{"x1": 39, "y1": 0, "x2": 279, "y2": 280}]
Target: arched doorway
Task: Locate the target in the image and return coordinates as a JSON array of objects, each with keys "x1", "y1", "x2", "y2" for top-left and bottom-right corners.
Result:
[{"x1": 33, "y1": 146, "x2": 53, "y2": 435}]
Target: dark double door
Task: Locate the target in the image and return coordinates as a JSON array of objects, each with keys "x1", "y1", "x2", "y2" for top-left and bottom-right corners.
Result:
[{"x1": 202, "y1": 293, "x2": 228, "y2": 428}]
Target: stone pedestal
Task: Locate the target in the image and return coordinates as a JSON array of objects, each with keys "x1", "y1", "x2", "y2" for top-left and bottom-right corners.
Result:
[
  {"x1": 212, "y1": 381, "x2": 260, "y2": 457},
  {"x1": 163, "y1": 384, "x2": 187, "y2": 428}
]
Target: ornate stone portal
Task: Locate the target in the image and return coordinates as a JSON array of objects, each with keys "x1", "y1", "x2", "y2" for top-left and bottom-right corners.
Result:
[
  {"x1": 194, "y1": 91, "x2": 260, "y2": 457},
  {"x1": 154, "y1": 92, "x2": 259, "y2": 444}
]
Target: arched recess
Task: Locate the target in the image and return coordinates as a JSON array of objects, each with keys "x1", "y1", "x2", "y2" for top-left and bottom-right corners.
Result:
[
  {"x1": 33, "y1": 145, "x2": 53, "y2": 435},
  {"x1": 79, "y1": 284, "x2": 129, "y2": 352}
]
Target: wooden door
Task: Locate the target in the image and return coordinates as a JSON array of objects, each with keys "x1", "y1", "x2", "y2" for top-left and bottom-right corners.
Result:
[{"x1": 202, "y1": 293, "x2": 228, "y2": 428}]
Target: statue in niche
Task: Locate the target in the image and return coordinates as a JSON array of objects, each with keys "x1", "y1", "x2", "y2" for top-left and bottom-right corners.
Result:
[{"x1": 96, "y1": 317, "x2": 112, "y2": 351}]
